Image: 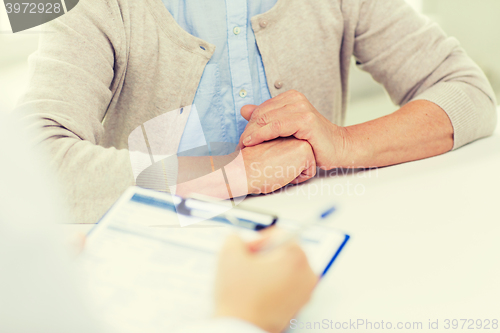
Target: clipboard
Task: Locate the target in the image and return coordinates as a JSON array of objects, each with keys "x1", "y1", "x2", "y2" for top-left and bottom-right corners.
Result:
[{"x1": 80, "y1": 186, "x2": 349, "y2": 333}]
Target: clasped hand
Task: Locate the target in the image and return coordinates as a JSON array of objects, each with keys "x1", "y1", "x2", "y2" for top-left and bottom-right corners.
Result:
[
  {"x1": 175, "y1": 90, "x2": 347, "y2": 198},
  {"x1": 239, "y1": 90, "x2": 348, "y2": 194}
]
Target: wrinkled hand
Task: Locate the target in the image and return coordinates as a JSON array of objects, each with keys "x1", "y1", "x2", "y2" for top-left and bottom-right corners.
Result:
[
  {"x1": 174, "y1": 137, "x2": 316, "y2": 199},
  {"x1": 239, "y1": 90, "x2": 348, "y2": 169},
  {"x1": 215, "y1": 231, "x2": 318, "y2": 333},
  {"x1": 241, "y1": 137, "x2": 316, "y2": 194}
]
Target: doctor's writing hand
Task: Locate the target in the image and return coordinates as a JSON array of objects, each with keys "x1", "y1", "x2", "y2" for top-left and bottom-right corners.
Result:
[
  {"x1": 239, "y1": 90, "x2": 349, "y2": 170},
  {"x1": 215, "y1": 232, "x2": 318, "y2": 333}
]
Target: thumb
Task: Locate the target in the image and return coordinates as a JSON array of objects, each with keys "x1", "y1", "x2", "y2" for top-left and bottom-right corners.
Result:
[
  {"x1": 241, "y1": 104, "x2": 258, "y2": 121},
  {"x1": 221, "y1": 234, "x2": 249, "y2": 257},
  {"x1": 247, "y1": 227, "x2": 277, "y2": 252}
]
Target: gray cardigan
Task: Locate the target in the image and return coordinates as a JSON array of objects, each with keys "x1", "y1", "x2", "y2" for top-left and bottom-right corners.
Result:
[{"x1": 16, "y1": 0, "x2": 497, "y2": 223}]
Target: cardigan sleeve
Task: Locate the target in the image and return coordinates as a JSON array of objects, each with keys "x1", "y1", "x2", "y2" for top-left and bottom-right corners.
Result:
[
  {"x1": 14, "y1": 0, "x2": 135, "y2": 223},
  {"x1": 353, "y1": 0, "x2": 497, "y2": 149}
]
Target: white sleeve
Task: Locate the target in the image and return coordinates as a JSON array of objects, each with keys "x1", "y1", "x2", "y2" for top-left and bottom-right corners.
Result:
[{"x1": 173, "y1": 317, "x2": 268, "y2": 333}]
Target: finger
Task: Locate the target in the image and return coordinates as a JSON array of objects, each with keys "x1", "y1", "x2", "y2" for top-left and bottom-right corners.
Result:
[
  {"x1": 242, "y1": 124, "x2": 281, "y2": 146},
  {"x1": 221, "y1": 234, "x2": 249, "y2": 257},
  {"x1": 248, "y1": 90, "x2": 305, "y2": 122},
  {"x1": 239, "y1": 122, "x2": 261, "y2": 148},
  {"x1": 237, "y1": 136, "x2": 245, "y2": 150},
  {"x1": 269, "y1": 239, "x2": 304, "y2": 261},
  {"x1": 242, "y1": 110, "x2": 303, "y2": 146},
  {"x1": 246, "y1": 226, "x2": 278, "y2": 252},
  {"x1": 240, "y1": 104, "x2": 258, "y2": 121},
  {"x1": 257, "y1": 236, "x2": 303, "y2": 264},
  {"x1": 246, "y1": 99, "x2": 290, "y2": 127}
]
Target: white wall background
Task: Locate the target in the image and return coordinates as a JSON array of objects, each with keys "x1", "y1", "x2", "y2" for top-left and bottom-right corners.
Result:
[{"x1": 347, "y1": 0, "x2": 500, "y2": 125}]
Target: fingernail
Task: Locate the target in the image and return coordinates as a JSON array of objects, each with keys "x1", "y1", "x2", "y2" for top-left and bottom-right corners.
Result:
[{"x1": 243, "y1": 136, "x2": 251, "y2": 145}]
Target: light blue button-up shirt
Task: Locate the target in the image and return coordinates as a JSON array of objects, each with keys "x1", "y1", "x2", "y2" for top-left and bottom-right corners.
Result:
[{"x1": 162, "y1": 0, "x2": 277, "y2": 155}]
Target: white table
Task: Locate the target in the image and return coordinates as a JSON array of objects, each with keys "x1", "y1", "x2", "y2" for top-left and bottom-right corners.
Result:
[
  {"x1": 62, "y1": 110, "x2": 500, "y2": 333},
  {"x1": 262, "y1": 110, "x2": 499, "y2": 333}
]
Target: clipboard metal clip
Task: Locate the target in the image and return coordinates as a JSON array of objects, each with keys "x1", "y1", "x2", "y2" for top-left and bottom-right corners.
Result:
[{"x1": 176, "y1": 196, "x2": 278, "y2": 231}]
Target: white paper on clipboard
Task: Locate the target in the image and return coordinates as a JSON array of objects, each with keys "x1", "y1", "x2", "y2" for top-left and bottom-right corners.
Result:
[{"x1": 77, "y1": 187, "x2": 349, "y2": 333}]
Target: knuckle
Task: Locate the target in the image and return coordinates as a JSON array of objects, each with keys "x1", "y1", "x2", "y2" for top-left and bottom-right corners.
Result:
[
  {"x1": 251, "y1": 108, "x2": 262, "y2": 120},
  {"x1": 256, "y1": 113, "x2": 269, "y2": 126},
  {"x1": 271, "y1": 120, "x2": 282, "y2": 132},
  {"x1": 300, "y1": 111, "x2": 314, "y2": 123},
  {"x1": 289, "y1": 89, "x2": 302, "y2": 99},
  {"x1": 296, "y1": 101, "x2": 308, "y2": 110}
]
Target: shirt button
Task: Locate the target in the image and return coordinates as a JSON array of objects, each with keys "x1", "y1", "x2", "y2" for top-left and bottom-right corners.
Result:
[
  {"x1": 259, "y1": 20, "x2": 268, "y2": 28},
  {"x1": 233, "y1": 26, "x2": 241, "y2": 35},
  {"x1": 274, "y1": 80, "x2": 283, "y2": 89},
  {"x1": 239, "y1": 89, "x2": 247, "y2": 98}
]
